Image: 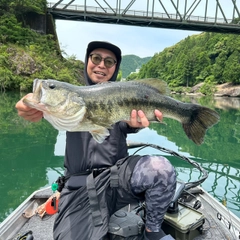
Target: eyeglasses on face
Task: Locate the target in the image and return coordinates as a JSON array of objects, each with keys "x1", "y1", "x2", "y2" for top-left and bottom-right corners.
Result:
[{"x1": 89, "y1": 53, "x2": 117, "y2": 68}]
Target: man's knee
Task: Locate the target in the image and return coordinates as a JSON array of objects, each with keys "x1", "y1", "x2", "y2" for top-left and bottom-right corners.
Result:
[{"x1": 130, "y1": 155, "x2": 176, "y2": 193}]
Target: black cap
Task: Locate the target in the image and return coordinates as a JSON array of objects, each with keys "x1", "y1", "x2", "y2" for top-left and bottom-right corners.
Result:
[{"x1": 86, "y1": 41, "x2": 122, "y2": 63}]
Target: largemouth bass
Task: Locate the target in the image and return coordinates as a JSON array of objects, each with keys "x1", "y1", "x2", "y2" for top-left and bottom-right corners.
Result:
[{"x1": 23, "y1": 78, "x2": 220, "y2": 145}]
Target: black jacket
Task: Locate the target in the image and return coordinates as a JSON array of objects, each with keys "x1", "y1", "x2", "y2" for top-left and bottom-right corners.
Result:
[
  {"x1": 63, "y1": 42, "x2": 138, "y2": 175},
  {"x1": 64, "y1": 123, "x2": 138, "y2": 175}
]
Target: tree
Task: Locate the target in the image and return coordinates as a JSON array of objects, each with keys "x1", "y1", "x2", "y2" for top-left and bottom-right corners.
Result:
[
  {"x1": 117, "y1": 70, "x2": 122, "y2": 81},
  {"x1": 223, "y1": 50, "x2": 240, "y2": 83}
]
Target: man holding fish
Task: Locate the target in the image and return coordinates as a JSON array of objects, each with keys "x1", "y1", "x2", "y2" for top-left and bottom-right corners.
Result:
[{"x1": 15, "y1": 41, "x2": 209, "y2": 240}]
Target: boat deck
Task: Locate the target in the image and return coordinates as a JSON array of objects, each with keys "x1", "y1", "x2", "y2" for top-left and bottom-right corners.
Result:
[
  {"x1": 12, "y1": 188, "x2": 55, "y2": 240},
  {"x1": 2, "y1": 187, "x2": 240, "y2": 240}
]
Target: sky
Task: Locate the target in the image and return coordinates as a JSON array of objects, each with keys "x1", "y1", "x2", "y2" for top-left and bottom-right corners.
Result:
[
  {"x1": 50, "y1": 0, "x2": 238, "y2": 61},
  {"x1": 55, "y1": 20, "x2": 201, "y2": 61}
]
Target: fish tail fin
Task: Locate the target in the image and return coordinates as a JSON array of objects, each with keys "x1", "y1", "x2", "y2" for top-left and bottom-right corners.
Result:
[{"x1": 182, "y1": 106, "x2": 220, "y2": 145}]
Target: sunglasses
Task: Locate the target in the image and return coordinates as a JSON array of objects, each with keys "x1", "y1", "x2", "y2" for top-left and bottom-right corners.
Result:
[{"x1": 89, "y1": 53, "x2": 117, "y2": 68}]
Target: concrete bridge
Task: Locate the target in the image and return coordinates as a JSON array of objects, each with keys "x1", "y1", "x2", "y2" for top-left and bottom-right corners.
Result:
[{"x1": 47, "y1": 0, "x2": 240, "y2": 34}]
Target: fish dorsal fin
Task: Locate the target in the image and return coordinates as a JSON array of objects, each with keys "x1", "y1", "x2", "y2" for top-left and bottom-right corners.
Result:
[{"x1": 134, "y1": 78, "x2": 170, "y2": 95}]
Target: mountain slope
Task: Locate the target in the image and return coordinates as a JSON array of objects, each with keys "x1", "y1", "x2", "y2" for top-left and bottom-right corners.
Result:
[
  {"x1": 121, "y1": 55, "x2": 151, "y2": 78},
  {"x1": 137, "y1": 32, "x2": 240, "y2": 87}
]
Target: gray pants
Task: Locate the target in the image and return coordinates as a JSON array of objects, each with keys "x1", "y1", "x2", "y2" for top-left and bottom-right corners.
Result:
[{"x1": 131, "y1": 155, "x2": 176, "y2": 232}]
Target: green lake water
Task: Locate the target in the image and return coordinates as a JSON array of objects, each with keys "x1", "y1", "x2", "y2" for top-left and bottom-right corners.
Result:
[{"x1": 0, "y1": 92, "x2": 240, "y2": 223}]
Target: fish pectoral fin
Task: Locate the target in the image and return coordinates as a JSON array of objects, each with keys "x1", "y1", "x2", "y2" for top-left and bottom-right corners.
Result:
[{"x1": 90, "y1": 127, "x2": 110, "y2": 144}]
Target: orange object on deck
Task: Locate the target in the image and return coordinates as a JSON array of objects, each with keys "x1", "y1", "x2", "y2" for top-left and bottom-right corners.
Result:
[{"x1": 45, "y1": 192, "x2": 60, "y2": 215}]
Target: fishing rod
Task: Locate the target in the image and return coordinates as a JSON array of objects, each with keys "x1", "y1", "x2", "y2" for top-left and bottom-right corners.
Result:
[{"x1": 127, "y1": 142, "x2": 208, "y2": 190}]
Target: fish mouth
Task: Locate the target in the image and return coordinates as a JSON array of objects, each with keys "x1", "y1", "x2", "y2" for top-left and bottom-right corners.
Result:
[
  {"x1": 32, "y1": 79, "x2": 38, "y2": 92},
  {"x1": 23, "y1": 79, "x2": 44, "y2": 109},
  {"x1": 33, "y1": 79, "x2": 42, "y2": 94},
  {"x1": 32, "y1": 79, "x2": 43, "y2": 101}
]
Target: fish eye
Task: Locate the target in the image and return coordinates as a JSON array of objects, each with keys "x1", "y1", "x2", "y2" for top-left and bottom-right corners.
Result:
[{"x1": 49, "y1": 83, "x2": 56, "y2": 89}]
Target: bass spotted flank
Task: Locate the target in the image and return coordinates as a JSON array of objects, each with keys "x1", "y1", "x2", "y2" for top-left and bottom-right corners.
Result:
[{"x1": 23, "y1": 78, "x2": 220, "y2": 145}]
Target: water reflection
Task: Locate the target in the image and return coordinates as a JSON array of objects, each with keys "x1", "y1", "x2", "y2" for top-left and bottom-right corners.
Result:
[
  {"x1": 214, "y1": 97, "x2": 240, "y2": 109},
  {"x1": 174, "y1": 94, "x2": 240, "y2": 109},
  {"x1": 0, "y1": 92, "x2": 62, "y2": 222}
]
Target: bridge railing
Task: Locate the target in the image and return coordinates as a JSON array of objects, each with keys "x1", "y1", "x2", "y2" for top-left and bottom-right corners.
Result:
[{"x1": 47, "y1": 3, "x2": 239, "y2": 26}]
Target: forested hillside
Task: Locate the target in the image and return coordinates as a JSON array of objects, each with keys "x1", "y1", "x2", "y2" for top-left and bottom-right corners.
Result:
[
  {"x1": 121, "y1": 55, "x2": 151, "y2": 78},
  {"x1": 0, "y1": 0, "x2": 85, "y2": 91},
  {"x1": 1, "y1": 1, "x2": 240, "y2": 94},
  {"x1": 133, "y1": 32, "x2": 240, "y2": 91}
]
